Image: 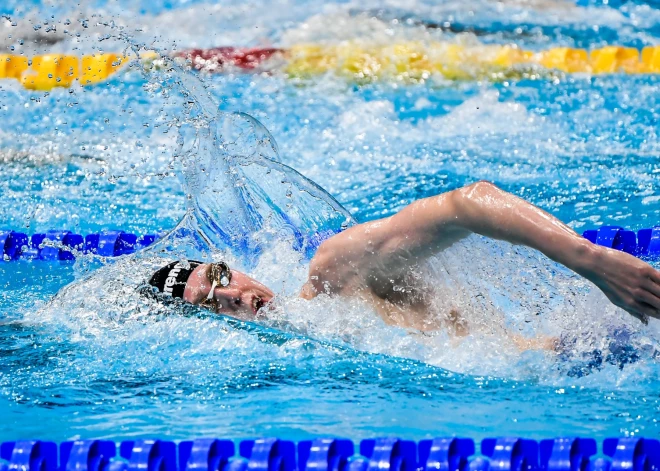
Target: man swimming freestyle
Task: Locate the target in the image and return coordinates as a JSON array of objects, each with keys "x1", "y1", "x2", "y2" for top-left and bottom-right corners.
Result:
[{"x1": 148, "y1": 181, "x2": 660, "y2": 332}]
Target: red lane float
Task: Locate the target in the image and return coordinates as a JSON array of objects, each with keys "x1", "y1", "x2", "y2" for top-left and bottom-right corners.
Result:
[{"x1": 174, "y1": 47, "x2": 284, "y2": 72}]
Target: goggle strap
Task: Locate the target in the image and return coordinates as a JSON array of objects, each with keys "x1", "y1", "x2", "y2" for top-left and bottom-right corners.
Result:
[{"x1": 207, "y1": 279, "x2": 218, "y2": 300}]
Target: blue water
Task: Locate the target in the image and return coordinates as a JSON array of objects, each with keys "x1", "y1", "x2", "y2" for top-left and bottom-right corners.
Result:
[{"x1": 2, "y1": 0, "x2": 660, "y2": 443}]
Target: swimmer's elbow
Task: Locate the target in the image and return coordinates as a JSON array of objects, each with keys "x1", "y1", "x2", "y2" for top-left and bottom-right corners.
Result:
[
  {"x1": 455, "y1": 180, "x2": 500, "y2": 203},
  {"x1": 451, "y1": 180, "x2": 501, "y2": 226}
]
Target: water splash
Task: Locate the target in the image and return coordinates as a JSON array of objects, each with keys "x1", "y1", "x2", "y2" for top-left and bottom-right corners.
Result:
[
  {"x1": 4, "y1": 1, "x2": 660, "y2": 443},
  {"x1": 28, "y1": 45, "x2": 355, "y2": 323},
  {"x1": 23, "y1": 45, "x2": 659, "y2": 385},
  {"x1": 169, "y1": 109, "x2": 355, "y2": 266}
]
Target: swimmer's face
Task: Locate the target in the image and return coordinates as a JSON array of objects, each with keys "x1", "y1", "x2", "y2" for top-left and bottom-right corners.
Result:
[{"x1": 182, "y1": 263, "x2": 274, "y2": 319}]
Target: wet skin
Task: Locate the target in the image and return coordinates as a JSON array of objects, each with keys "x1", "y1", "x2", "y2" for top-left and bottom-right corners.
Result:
[
  {"x1": 181, "y1": 181, "x2": 660, "y2": 337},
  {"x1": 183, "y1": 264, "x2": 274, "y2": 320}
]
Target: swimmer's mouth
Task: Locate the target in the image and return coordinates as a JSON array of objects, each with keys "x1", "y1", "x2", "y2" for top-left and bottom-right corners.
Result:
[{"x1": 252, "y1": 296, "x2": 265, "y2": 314}]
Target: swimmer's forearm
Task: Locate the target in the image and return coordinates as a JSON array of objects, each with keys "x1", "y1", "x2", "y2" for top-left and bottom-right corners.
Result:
[
  {"x1": 446, "y1": 181, "x2": 660, "y2": 322},
  {"x1": 384, "y1": 181, "x2": 660, "y2": 322},
  {"x1": 450, "y1": 181, "x2": 598, "y2": 277}
]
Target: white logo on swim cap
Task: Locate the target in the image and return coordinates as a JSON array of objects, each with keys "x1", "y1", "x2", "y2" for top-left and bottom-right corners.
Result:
[{"x1": 163, "y1": 263, "x2": 182, "y2": 295}]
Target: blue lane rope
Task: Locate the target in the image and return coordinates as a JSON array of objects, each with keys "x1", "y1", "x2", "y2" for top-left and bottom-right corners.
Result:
[
  {"x1": 0, "y1": 230, "x2": 159, "y2": 261},
  {"x1": 1, "y1": 225, "x2": 659, "y2": 262},
  {"x1": 0, "y1": 436, "x2": 658, "y2": 471},
  {"x1": 582, "y1": 225, "x2": 660, "y2": 258}
]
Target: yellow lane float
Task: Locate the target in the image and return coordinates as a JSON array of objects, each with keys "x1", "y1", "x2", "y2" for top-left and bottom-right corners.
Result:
[
  {"x1": 2, "y1": 43, "x2": 660, "y2": 90},
  {"x1": 0, "y1": 55, "x2": 29, "y2": 81},
  {"x1": 0, "y1": 53, "x2": 126, "y2": 91},
  {"x1": 282, "y1": 42, "x2": 660, "y2": 81}
]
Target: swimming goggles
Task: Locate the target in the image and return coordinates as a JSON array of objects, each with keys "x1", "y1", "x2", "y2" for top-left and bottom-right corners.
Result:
[{"x1": 206, "y1": 261, "x2": 232, "y2": 300}]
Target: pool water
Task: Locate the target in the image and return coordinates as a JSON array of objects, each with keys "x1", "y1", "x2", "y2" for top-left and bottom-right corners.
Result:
[{"x1": 2, "y1": 0, "x2": 660, "y2": 443}]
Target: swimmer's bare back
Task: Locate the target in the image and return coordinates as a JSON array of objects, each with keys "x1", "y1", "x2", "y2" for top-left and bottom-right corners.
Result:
[{"x1": 300, "y1": 181, "x2": 660, "y2": 330}]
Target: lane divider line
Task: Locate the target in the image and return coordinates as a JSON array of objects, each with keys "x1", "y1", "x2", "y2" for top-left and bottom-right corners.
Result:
[
  {"x1": 0, "y1": 229, "x2": 159, "y2": 261},
  {"x1": 1, "y1": 225, "x2": 659, "y2": 262},
  {"x1": 3, "y1": 42, "x2": 660, "y2": 91},
  {"x1": 582, "y1": 225, "x2": 660, "y2": 258},
  {"x1": 0, "y1": 437, "x2": 657, "y2": 471}
]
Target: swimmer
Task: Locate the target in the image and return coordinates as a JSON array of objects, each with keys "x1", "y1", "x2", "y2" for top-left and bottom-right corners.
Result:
[{"x1": 148, "y1": 181, "x2": 660, "y2": 337}]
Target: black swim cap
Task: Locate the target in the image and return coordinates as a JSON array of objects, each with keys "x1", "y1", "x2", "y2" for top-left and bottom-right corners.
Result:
[{"x1": 148, "y1": 260, "x2": 203, "y2": 299}]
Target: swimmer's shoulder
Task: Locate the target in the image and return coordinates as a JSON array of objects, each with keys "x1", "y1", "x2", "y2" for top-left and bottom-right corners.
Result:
[
  {"x1": 299, "y1": 280, "x2": 318, "y2": 300},
  {"x1": 301, "y1": 226, "x2": 375, "y2": 298},
  {"x1": 301, "y1": 240, "x2": 344, "y2": 298}
]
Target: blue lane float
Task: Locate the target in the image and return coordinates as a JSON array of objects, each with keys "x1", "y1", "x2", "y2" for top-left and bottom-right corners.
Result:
[
  {"x1": 582, "y1": 225, "x2": 660, "y2": 258},
  {"x1": 0, "y1": 231, "x2": 28, "y2": 261},
  {"x1": 1, "y1": 224, "x2": 660, "y2": 262},
  {"x1": 0, "y1": 230, "x2": 159, "y2": 261},
  {"x1": 1, "y1": 437, "x2": 660, "y2": 471}
]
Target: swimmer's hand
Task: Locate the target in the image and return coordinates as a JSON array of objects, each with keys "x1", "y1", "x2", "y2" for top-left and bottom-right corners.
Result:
[{"x1": 582, "y1": 246, "x2": 660, "y2": 324}]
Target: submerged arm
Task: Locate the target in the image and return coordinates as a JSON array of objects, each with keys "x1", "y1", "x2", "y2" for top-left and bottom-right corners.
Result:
[{"x1": 310, "y1": 181, "x2": 660, "y2": 322}]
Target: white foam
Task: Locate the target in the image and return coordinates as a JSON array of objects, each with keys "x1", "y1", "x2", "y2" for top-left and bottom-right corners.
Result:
[{"x1": 4, "y1": 0, "x2": 660, "y2": 389}]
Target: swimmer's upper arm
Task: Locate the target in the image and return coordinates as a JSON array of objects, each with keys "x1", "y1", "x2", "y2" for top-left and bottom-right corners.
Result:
[
  {"x1": 305, "y1": 188, "x2": 471, "y2": 284},
  {"x1": 378, "y1": 187, "x2": 472, "y2": 263},
  {"x1": 305, "y1": 180, "x2": 578, "y2": 279},
  {"x1": 364, "y1": 179, "x2": 593, "y2": 274}
]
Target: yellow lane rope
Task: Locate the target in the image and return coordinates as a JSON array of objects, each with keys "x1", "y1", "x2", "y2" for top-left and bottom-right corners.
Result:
[
  {"x1": 2, "y1": 42, "x2": 660, "y2": 91},
  {"x1": 283, "y1": 43, "x2": 660, "y2": 81},
  {"x1": 0, "y1": 53, "x2": 125, "y2": 91}
]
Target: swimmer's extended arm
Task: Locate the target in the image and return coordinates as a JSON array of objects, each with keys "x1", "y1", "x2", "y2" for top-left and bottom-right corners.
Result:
[
  {"x1": 442, "y1": 181, "x2": 660, "y2": 322},
  {"x1": 311, "y1": 180, "x2": 660, "y2": 322}
]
